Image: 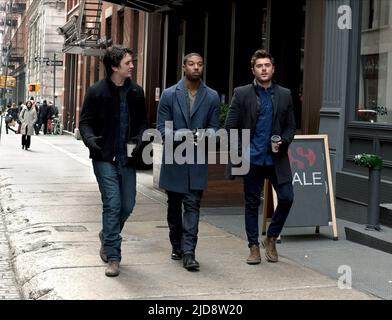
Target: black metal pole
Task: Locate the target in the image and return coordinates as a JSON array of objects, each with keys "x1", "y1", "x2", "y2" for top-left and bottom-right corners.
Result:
[{"x1": 366, "y1": 168, "x2": 381, "y2": 231}]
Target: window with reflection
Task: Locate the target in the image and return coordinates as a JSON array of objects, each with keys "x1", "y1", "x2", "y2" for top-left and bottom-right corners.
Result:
[{"x1": 357, "y1": 0, "x2": 391, "y2": 123}]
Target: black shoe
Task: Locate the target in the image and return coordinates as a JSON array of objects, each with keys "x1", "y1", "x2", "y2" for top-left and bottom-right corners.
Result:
[
  {"x1": 171, "y1": 249, "x2": 182, "y2": 260},
  {"x1": 99, "y1": 231, "x2": 108, "y2": 263},
  {"x1": 183, "y1": 254, "x2": 200, "y2": 271}
]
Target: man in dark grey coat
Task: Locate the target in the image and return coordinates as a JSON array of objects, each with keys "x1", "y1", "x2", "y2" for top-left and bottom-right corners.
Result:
[
  {"x1": 157, "y1": 53, "x2": 220, "y2": 271},
  {"x1": 225, "y1": 49, "x2": 296, "y2": 265}
]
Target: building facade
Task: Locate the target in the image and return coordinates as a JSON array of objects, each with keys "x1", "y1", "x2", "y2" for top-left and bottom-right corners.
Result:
[
  {"x1": 59, "y1": 0, "x2": 145, "y2": 135},
  {"x1": 26, "y1": 0, "x2": 65, "y2": 105},
  {"x1": 0, "y1": 0, "x2": 26, "y2": 106},
  {"x1": 319, "y1": 0, "x2": 392, "y2": 222},
  {"x1": 58, "y1": 0, "x2": 392, "y2": 223}
]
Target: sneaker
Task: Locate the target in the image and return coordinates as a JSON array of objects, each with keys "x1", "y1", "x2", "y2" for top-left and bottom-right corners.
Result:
[
  {"x1": 262, "y1": 236, "x2": 278, "y2": 262},
  {"x1": 105, "y1": 261, "x2": 120, "y2": 277},
  {"x1": 99, "y1": 231, "x2": 108, "y2": 263},
  {"x1": 246, "y1": 244, "x2": 261, "y2": 265}
]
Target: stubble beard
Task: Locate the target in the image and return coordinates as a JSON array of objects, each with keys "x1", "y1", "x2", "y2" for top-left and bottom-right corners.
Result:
[
  {"x1": 186, "y1": 72, "x2": 202, "y2": 82},
  {"x1": 257, "y1": 74, "x2": 272, "y2": 86}
]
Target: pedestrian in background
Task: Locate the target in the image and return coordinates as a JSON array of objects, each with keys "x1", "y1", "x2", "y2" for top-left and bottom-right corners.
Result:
[
  {"x1": 4, "y1": 104, "x2": 17, "y2": 134},
  {"x1": 29, "y1": 97, "x2": 40, "y2": 134},
  {"x1": 17, "y1": 102, "x2": 23, "y2": 134},
  {"x1": 79, "y1": 45, "x2": 148, "y2": 277},
  {"x1": 11, "y1": 103, "x2": 19, "y2": 133},
  {"x1": 156, "y1": 53, "x2": 220, "y2": 271},
  {"x1": 225, "y1": 49, "x2": 296, "y2": 264},
  {"x1": 19, "y1": 100, "x2": 38, "y2": 150},
  {"x1": 36, "y1": 100, "x2": 50, "y2": 135},
  {"x1": 46, "y1": 101, "x2": 55, "y2": 134}
]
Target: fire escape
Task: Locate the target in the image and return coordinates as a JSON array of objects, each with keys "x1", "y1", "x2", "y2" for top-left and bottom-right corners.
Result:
[
  {"x1": 57, "y1": 0, "x2": 191, "y2": 56},
  {"x1": 0, "y1": 0, "x2": 26, "y2": 105},
  {"x1": 57, "y1": 0, "x2": 106, "y2": 56}
]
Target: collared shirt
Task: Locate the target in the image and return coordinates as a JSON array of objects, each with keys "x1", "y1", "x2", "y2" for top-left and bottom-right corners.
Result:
[
  {"x1": 249, "y1": 84, "x2": 274, "y2": 166},
  {"x1": 116, "y1": 85, "x2": 130, "y2": 166}
]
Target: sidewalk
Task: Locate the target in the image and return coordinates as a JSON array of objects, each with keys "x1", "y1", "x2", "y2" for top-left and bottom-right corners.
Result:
[{"x1": 0, "y1": 125, "x2": 378, "y2": 300}]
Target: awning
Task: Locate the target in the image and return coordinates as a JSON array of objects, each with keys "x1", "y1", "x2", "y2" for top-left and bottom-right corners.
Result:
[{"x1": 103, "y1": 0, "x2": 192, "y2": 13}]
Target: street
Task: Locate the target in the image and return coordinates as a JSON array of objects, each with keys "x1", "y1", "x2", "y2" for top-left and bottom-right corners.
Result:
[{"x1": 0, "y1": 121, "x2": 379, "y2": 300}]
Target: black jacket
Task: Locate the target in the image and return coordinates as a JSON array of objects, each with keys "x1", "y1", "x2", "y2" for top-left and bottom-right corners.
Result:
[
  {"x1": 38, "y1": 103, "x2": 50, "y2": 121},
  {"x1": 224, "y1": 83, "x2": 296, "y2": 184},
  {"x1": 79, "y1": 77, "x2": 148, "y2": 165}
]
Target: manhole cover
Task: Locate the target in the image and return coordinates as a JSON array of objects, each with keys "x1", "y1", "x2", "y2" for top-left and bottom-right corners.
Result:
[{"x1": 54, "y1": 225, "x2": 88, "y2": 232}]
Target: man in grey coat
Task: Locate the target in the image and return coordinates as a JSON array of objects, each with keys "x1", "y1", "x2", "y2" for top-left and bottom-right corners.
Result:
[{"x1": 157, "y1": 53, "x2": 220, "y2": 271}]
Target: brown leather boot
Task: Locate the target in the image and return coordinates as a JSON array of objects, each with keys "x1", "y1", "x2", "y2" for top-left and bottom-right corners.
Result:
[
  {"x1": 246, "y1": 245, "x2": 261, "y2": 265},
  {"x1": 105, "y1": 261, "x2": 120, "y2": 277},
  {"x1": 262, "y1": 236, "x2": 278, "y2": 262}
]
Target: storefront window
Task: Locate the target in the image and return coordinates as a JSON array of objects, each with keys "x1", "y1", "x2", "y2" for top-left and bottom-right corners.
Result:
[{"x1": 357, "y1": 0, "x2": 391, "y2": 124}]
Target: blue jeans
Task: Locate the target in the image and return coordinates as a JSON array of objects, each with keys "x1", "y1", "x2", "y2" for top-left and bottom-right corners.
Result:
[
  {"x1": 93, "y1": 160, "x2": 136, "y2": 262},
  {"x1": 243, "y1": 164, "x2": 294, "y2": 247},
  {"x1": 166, "y1": 190, "x2": 203, "y2": 255}
]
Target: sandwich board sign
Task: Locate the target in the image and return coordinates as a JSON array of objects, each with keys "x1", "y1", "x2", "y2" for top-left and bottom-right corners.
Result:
[{"x1": 262, "y1": 135, "x2": 338, "y2": 240}]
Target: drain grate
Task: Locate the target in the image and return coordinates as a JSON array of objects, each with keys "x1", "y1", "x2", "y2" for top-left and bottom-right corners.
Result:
[{"x1": 54, "y1": 225, "x2": 88, "y2": 232}]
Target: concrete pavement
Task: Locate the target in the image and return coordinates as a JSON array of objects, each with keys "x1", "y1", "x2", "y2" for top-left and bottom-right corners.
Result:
[{"x1": 0, "y1": 123, "x2": 377, "y2": 300}]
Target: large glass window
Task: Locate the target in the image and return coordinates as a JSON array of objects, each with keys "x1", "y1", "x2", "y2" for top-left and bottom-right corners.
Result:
[{"x1": 357, "y1": 0, "x2": 391, "y2": 123}]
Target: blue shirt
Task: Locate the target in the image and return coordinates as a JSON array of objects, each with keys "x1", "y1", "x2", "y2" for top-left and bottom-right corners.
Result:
[
  {"x1": 116, "y1": 86, "x2": 130, "y2": 166},
  {"x1": 249, "y1": 85, "x2": 274, "y2": 166}
]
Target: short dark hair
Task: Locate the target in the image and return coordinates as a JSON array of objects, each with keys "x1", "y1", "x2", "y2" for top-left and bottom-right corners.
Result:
[
  {"x1": 103, "y1": 45, "x2": 133, "y2": 77},
  {"x1": 183, "y1": 52, "x2": 203, "y2": 65},
  {"x1": 251, "y1": 49, "x2": 274, "y2": 68}
]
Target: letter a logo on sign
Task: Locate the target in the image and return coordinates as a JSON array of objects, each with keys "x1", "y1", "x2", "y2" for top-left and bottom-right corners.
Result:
[{"x1": 337, "y1": 5, "x2": 352, "y2": 30}]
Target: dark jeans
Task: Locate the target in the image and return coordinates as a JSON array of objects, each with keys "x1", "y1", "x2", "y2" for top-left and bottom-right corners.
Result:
[
  {"x1": 166, "y1": 190, "x2": 203, "y2": 255},
  {"x1": 36, "y1": 118, "x2": 48, "y2": 134},
  {"x1": 244, "y1": 163, "x2": 294, "y2": 247},
  {"x1": 93, "y1": 160, "x2": 136, "y2": 262},
  {"x1": 5, "y1": 123, "x2": 16, "y2": 134},
  {"x1": 21, "y1": 135, "x2": 31, "y2": 148}
]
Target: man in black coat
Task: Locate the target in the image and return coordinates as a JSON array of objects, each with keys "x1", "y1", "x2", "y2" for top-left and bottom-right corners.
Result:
[
  {"x1": 225, "y1": 49, "x2": 296, "y2": 264},
  {"x1": 79, "y1": 46, "x2": 148, "y2": 277},
  {"x1": 36, "y1": 100, "x2": 50, "y2": 134}
]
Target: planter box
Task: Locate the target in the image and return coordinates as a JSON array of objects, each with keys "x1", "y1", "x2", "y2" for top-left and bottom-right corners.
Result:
[{"x1": 152, "y1": 143, "x2": 244, "y2": 208}]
